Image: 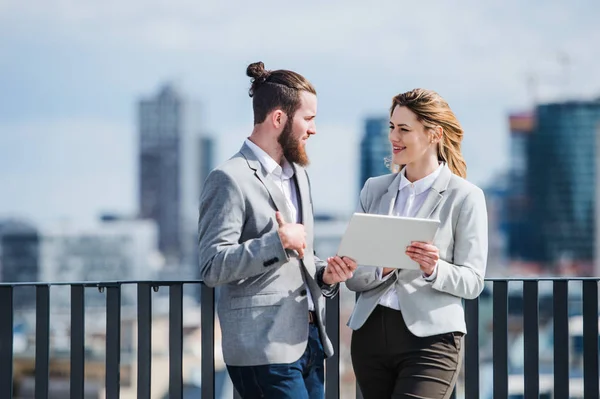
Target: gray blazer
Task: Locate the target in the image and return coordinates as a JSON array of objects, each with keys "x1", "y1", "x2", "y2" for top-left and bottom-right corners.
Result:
[
  {"x1": 198, "y1": 143, "x2": 338, "y2": 367},
  {"x1": 346, "y1": 164, "x2": 488, "y2": 336}
]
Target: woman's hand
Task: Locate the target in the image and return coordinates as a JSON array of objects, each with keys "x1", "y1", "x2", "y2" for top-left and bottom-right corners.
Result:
[{"x1": 406, "y1": 241, "x2": 439, "y2": 277}]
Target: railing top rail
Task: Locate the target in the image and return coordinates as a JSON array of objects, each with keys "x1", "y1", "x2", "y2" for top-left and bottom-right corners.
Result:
[
  {"x1": 485, "y1": 277, "x2": 600, "y2": 282},
  {"x1": 0, "y1": 279, "x2": 205, "y2": 288},
  {"x1": 0, "y1": 277, "x2": 599, "y2": 288}
]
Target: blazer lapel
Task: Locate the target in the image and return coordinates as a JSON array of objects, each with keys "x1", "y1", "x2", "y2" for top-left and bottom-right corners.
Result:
[
  {"x1": 292, "y1": 164, "x2": 311, "y2": 227},
  {"x1": 292, "y1": 164, "x2": 316, "y2": 275},
  {"x1": 379, "y1": 173, "x2": 402, "y2": 215},
  {"x1": 415, "y1": 164, "x2": 452, "y2": 219},
  {"x1": 240, "y1": 143, "x2": 294, "y2": 223}
]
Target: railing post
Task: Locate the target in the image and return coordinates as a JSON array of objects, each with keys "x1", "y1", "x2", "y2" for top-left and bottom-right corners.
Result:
[
  {"x1": 583, "y1": 280, "x2": 599, "y2": 399},
  {"x1": 106, "y1": 285, "x2": 122, "y2": 398},
  {"x1": 137, "y1": 283, "x2": 152, "y2": 399},
  {"x1": 201, "y1": 284, "x2": 215, "y2": 399},
  {"x1": 325, "y1": 293, "x2": 340, "y2": 399},
  {"x1": 493, "y1": 281, "x2": 508, "y2": 399},
  {"x1": 70, "y1": 285, "x2": 85, "y2": 399},
  {"x1": 169, "y1": 284, "x2": 184, "y2": 399},
  {"x1": 523, "y1": 281, "x2": 539, "y2": 398},
  {"x1": 35, "y1": 285, "x2": 51, "y2": 399},
  {"x1": 464, "y1": 298, "x2": 480, "y2": 399},
  {"x1": 553, "y1": 280, "x2": 569, "y2": 398},
  {"x1": 0, "y1": 286, "x2": 14, "y2": 398}
]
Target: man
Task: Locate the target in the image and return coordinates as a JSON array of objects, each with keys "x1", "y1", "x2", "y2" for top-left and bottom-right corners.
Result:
[{"x1": 198, "y1": 61, "x2": 357, "y2": 399}]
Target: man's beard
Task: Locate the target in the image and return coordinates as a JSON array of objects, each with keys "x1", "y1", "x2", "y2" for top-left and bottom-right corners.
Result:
[{"x1": 278, "y1": 117, "x2": 309, "y2": 166}]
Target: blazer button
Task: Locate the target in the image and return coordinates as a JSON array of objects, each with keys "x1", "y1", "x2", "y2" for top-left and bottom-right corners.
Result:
[{"x1": 300, "y1": 289, "x2": 307, "y2": 296}]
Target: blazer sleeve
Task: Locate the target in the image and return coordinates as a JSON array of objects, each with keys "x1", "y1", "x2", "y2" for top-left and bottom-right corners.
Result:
[
  {"x1": 314, "y1": 256, "x2": 340, "y2": 298},
  {"x1": 431, "y1": 187, "x2": 488, "y2": 299},
  {"x1": 197, "y1": 169, "x2": 289, "y2": 287},
  {"x1": 344, "y1": 178, "x2": 398, "y2": 293}
]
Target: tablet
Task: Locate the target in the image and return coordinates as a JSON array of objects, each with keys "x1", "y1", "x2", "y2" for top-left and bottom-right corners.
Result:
[{"x1": 337, "y1": 213, "x2": 440, "y2": 269}]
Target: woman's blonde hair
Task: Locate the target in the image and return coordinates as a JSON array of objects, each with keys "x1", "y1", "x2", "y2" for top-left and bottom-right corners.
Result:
[{"x1": 389, "y1": 88, "x2": 467, "y2": 178}]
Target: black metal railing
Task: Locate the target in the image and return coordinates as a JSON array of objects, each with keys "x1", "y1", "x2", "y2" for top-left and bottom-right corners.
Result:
[{"x1": 0, "y1": 278, "x2": 598, "y2": 398}]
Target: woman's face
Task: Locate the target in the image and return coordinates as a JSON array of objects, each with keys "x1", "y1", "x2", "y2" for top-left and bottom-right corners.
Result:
[{"x1": 389, "y1": 105, "x2": 436, "y2": 167}]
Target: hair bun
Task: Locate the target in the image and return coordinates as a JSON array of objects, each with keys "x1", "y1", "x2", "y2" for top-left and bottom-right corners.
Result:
[
  {"x1": 247, "y1": 61, "x2": 271, "y2": 97},
  {"x1": 247, "y1": 61, "x2": 269, "y2": 80}
]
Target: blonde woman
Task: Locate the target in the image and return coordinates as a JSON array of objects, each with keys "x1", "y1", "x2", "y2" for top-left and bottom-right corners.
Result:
[{"x1": 336, "y1": 89, "x2": 488, "y2": 398}]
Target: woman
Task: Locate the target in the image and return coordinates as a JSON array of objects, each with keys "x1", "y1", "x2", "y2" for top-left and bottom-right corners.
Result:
[{"x1": 334, "y1": 88, "x2": 487, "y2": 398}]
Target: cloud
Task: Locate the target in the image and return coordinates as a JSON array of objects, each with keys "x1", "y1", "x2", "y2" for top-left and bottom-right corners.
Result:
[
  {"x1": 3, "y1": 0, "x2": 597, "y2": 70},
  {"x1": 3, "y1": 1, "x2": 598, "y2": 105}
]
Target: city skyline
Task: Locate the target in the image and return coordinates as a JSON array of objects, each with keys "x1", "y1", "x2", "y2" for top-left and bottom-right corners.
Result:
[{"x1": 1, "y1": 0, "x2": 600, "y2": 226}]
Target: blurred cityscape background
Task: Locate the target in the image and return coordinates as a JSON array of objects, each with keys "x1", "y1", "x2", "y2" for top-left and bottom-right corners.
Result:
[{"x1": 1, "y1": 0, "x2": 599, "y2": 397}]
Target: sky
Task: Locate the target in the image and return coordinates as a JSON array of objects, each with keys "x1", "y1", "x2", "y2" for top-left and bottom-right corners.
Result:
[{"x1": 1, "y1": 0, "x2": 599, "y2": 226}]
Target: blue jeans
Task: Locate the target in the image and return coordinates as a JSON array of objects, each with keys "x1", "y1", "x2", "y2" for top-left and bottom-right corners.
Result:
[{"x1": 227, "y1": 324, "x2": 325, "y2": 399}]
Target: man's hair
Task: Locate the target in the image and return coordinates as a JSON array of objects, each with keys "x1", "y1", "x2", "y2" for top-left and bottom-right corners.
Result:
[{"x1": 247, "y1": 61, "x2": 316, "y2": 125}]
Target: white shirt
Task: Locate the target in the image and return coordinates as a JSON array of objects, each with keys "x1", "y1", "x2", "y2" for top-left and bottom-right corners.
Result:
[
  {"x1": 376, "y1": 163, "x2": 443, "y2": 311},
  {"x1": 244, "y1": 139, "x2": 315, "y2": 311}
]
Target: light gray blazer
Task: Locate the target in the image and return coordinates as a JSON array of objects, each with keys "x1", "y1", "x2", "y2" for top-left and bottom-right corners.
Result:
[
  {"x1": 346, "y1": 164, "x2": 488, "y2": 336},
  {"x1": 198, "y1": 143, "x2": 337, "y2": 367}
]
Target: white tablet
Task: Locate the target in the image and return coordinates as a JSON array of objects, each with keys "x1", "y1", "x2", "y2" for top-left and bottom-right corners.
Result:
[{"x1": 337, "y1": 213, "x2": 440, "y2": 270}]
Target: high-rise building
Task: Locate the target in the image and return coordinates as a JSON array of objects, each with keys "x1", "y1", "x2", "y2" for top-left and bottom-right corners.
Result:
[
  {"x1": 138, "y1": 83, "x2": 214, "y2": 264},
  {"x1": 505, "y1": 112, "x2": 538, "y2": 261},
  {"x1": 359, "y1": 117, "x2": 391, "y2": 193},
  {"x1": 0, "y1": 219, "x2": 40, "y2": 309},
  {"x1": 596, "y1": 124, "x2": 600, "y2": 276},
  {"x1": 527, "y1": 99, "x2": 600, "y2": 269}
]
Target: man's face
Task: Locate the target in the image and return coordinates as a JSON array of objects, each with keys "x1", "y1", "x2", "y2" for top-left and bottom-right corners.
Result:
[{"x1": 278, "y1": 91, "x2": 317, "y2": 166}]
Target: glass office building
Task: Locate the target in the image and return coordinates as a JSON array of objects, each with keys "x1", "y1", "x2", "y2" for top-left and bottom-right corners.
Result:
[
  {"x1": 359, "y1": 117, "x2": 391, "y2": 193},
  {"x1": 527, "y1": 99, "x2": 600, "y2": 263}
]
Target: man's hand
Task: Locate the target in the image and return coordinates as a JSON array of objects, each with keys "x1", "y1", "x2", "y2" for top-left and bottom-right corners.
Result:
[
  {"x1": 276, "y1": 211, "x2": 307, "y2": 258},
  {"x1": 323, "y1": 256, "x2": 357, "y2": 285}
]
